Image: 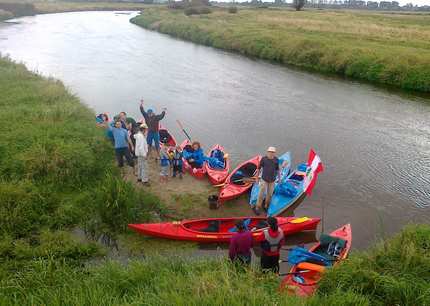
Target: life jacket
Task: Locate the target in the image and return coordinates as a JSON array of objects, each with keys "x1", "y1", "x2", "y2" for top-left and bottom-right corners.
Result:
[{"x1": 261, "y1": 228, "x2": 284, "y2": 254}]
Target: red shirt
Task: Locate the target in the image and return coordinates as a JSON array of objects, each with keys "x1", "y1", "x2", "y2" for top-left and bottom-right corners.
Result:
[
  {"x1": 229, "y1": 230, "x2": 253, "y2": 260},
  {"x1": 261, "y1": 228, "x2": 285, "y2": 256}
]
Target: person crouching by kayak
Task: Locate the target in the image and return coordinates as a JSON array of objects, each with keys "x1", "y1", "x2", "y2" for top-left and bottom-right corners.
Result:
[
  {"x1": 260, "y1": 217, "x2": 284, "y2": 273},
  {"x1": 109, "y1": 120, "x2": 134, "y2": 168},
  {"x1": 139, "y1": 99, "x2": 166, "y2": 159},
  {"x1": 172, "y1": 145, "x2": 184, "y2": 179},
  {"x1": 187, "y1": 141, "x2": 204, "y2": 169},
  {"x1": 134, "y1": 124, "x2": 149, "y2": 185},
  {"x1": 254, "y1": 146, "x2": 279, "y2": 215},
  {"x1": 229, "y1": 220, "x2": 253, "y2": 265}
]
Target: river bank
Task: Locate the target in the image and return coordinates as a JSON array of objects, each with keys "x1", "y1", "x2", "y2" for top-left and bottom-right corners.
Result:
[
  {"x1": 131, "y1": 7, "x2": 430, "y2": 93},
  {"x1": 0, "y1": 1, "x2": 150, "y2": 21}
]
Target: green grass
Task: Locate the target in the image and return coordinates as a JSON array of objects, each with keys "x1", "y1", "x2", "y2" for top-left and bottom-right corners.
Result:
[
  {"x1": 0, "y1": 56, "x2": 163, "y2": 263},
  {"x1": 131, "y1": 7, "x2": 430, "y2": 92}
]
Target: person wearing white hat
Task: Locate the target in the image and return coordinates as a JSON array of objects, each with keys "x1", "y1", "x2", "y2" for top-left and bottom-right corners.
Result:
[
  {"x1": 134, "y1": 123, "x2": 150, "y2": 185},
  {"x1": 254, "y1": 146, "x2": 279, "y2": 215}
]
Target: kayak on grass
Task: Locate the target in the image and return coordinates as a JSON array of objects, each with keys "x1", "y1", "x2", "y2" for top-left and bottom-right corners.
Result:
[
  {"x1": 128, "y1": 216, "x2": 321, "y2": 243},
  {"x1": 218, "y1": 155, "x2": 262, "y2": 203},
  {"x1": 267, "y1": 149, "x2": 324, "y2": 217},
  {"x1": 249, "y1": 151, "x2": 292, "y2": 207},
  {"x1": 280, "y1": 224, "x2": 352, "y2": 296},
  {"x1": 204, "y1": 144, "x2": 230, "y2": 185},
  {"x1": 180, "y1": 139, "x2": 206, "y2": 179}
]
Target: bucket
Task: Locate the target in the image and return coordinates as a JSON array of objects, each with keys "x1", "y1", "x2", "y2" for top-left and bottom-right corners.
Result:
[{"x1": 208, "y1": 195, "x2": 219, "y2": 210}]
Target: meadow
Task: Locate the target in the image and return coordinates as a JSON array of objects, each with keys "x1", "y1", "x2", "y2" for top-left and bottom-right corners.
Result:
[{"x1": 131, "y1": 7, "x2": 430, "y2": 92}]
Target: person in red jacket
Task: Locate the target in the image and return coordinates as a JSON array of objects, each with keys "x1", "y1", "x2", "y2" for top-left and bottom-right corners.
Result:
[
  {"x1": 260, "y1": 217, "x2": 284, "y2": 273},
  {"x1": 228, "y1": 220, "x2": 253, "y2": 265}
]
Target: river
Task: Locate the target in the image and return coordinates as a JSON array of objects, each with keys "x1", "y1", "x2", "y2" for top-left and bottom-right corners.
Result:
[{"x1": 0, "y1": 11, "x2": 429, "y2": 249}]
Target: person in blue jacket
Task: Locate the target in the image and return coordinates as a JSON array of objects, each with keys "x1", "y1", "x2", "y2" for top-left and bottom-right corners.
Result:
[{"x1": 187, "y1": 141, "x2": 204, "y2": 169}]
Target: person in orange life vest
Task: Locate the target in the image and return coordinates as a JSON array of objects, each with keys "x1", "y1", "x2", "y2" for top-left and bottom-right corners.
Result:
[{"x1": 260, "y1": 216, "x2": 284, "y2": 273}]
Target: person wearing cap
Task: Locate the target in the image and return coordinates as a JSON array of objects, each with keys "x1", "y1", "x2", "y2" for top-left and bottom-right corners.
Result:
[
  {"x1": 254, "y1": 146, "x2": 279, "y2": 215},
  {"x1": 139, "y1": 100, "x2": 166, "y2": 158},
  {"x1": 228, "y1": 220, "x2": 253, "y2": 265},
  {"x1": 134, "y1": 123, "x2": 149, "y2": 184}
]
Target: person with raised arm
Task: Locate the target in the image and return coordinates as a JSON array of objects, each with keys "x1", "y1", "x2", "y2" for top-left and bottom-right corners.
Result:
[{"x1": 139, "y1": 99, "x2": 166, "y2": 159}]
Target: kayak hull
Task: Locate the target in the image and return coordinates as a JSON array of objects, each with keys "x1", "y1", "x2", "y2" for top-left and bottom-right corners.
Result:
[
  {"x1": 280, "y1": 224, "x2": 352, "y2": 296},
  {"x1": 218, "y1": 155, "x2": 262, "y2": 202},
  {"x1": 129, "y1": 216, "x2": 321, "y2": 243},
  {"x1": 205, "y1": 144, "x2": 230, "y2": 185},
  {"x1": 180, "y1": 139, "x2": 206, "y2": 179},
  {"x1": 159, "y1": 124, "x2": 177, "y2": 148}
]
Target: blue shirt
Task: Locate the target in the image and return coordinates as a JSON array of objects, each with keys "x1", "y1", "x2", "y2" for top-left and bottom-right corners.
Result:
[{"x1": 109, "y1": 126, "x2": 129, "y2": 149}]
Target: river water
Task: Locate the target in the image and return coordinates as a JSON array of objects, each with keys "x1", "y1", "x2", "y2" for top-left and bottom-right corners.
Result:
[{"x1": 0, "y1": 11, "x2": 429, "y2": 249}]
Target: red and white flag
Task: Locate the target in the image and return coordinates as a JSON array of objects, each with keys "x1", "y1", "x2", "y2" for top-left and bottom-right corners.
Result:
[{"x1": 304, "y1": 149, "x2": 324, "y2": 196}]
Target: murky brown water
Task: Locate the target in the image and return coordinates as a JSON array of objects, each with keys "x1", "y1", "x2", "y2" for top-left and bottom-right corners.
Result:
[{"x1": 1, "y1": 11, "x2": 429, "y2": 249}]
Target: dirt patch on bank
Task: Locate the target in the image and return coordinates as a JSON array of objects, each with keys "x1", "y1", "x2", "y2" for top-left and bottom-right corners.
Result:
[{"x1": 123, "y1": 154, "x2": 252, "y2": 220}]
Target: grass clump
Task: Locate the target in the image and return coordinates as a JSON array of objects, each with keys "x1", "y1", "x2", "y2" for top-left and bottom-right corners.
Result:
[{"x1": 131, "y1": 8, "x2": 430, "y2": 92}]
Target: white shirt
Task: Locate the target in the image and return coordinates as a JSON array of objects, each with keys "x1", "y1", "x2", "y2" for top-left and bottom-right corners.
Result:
[{"x1": 134, "y1": 132, "x2": 148, "y2": 157}]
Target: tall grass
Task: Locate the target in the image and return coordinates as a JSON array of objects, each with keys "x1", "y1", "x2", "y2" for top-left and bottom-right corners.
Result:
[
  {"x1": 131, "y1": 8, "x2": 430, "y2": 92},
  {"x1": 0, "y1": 57, "x2": 162, "y2": 262}
]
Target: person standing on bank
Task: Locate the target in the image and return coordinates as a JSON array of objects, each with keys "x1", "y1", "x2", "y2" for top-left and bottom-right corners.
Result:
[
  {"x1": 134, "y1": 124, "x2": 149, "y2": 185},
  {"x1": 254, "y1": 146, "x2": 279, "y2": 215},
  {"x1": 109, "y1": 120, "x2": 134, "y2": 168},
  {"x1": 260, "y1": 217, "x2": 284, "y2": 273},
  {"x1": 139, "y1": 100, "x2": 166, "y2": 159},
  {"x1": 229, "y1": 220, "x2": 253, "y2": 265}
]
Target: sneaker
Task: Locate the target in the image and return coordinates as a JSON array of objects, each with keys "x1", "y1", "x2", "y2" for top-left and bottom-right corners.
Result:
[
  {"x1": 137, "y1": 179, "x2": 142, "y2": 182},
  {"x1": 252, "y1": 206, "x2": 261, "y2": 216}
]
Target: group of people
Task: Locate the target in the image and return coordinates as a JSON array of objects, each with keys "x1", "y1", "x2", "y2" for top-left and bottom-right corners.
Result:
[
  {"x1": 229, "y1": 216, "x2": 285, "y2": 273},
  {"x1": 97, "y1": 100, "x2": 188, "y2": 184}
]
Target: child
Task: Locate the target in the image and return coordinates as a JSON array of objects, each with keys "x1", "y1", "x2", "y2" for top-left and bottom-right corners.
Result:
[
  {"x1": 167, "y1": 147, "x2": 175, "y2": 176},
  {"x1": 159, "y1": 145, "x2": 170, "y2": 183},
  {"x1": 172, "y1": 145, "x2": 184, "y2": 179}
]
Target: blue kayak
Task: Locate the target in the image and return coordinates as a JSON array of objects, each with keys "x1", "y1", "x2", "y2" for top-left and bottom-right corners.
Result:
[
  {"x1": 249, "y1": 151, "x2": 292, "y2": 207},
  {"x1": 267, "y1": 162, "x2": 309, "y2": 216}
]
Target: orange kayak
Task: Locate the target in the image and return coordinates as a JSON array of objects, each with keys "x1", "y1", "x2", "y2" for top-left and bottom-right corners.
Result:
[{"x1": 280, "y1": 224, "x2": 352, "y2": 296}]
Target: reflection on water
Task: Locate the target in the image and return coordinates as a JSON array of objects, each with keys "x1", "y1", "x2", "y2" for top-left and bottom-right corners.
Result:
[{"x1": 0, "y1": 11, "x2": 429, "y2": 248}]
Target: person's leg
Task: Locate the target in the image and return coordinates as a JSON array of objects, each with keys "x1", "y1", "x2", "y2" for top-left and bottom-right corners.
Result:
[
  {"x1": 272, "y1": 255, "x2": 280, "y2": 274},
  {"x1": 137, "y1": 156, "x2": 143, "y2": 181},
  {"x1": 261, "y1": 254, "x2": 270, "y2": 272},
  {"x1": 142, "y1": 157, "x2": 149, "y2": 183},
  {"x1": 172, "y1": 165, "x2": 177, "y2": 177},
  {"x1": 147, "y1": 131, "x2": 154, "y2": 158},
  {"x1": 256, "y1": 180, "x2": 268, "y2": 210},
  {"x1": 115, "y1": 148, "x2": 124, "y2": 167},
  {"x1": 153, "y1": 132, "x2": 160, "y2": 159},
  {"x1": 265, "y1": 182, "x2": 275, "y2": 209},
  {"x1": 124, "y1": 148, "x2": 134, "y2": 167}
]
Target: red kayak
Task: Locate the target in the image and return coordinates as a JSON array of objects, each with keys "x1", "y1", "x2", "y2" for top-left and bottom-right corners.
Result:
[
  {"x1": 128, "y1": 216, "x2": 320, "y2": 243},
  {"x1": 280, "y1": 224, "x2": 352, "y2": 296},
  {"x1": 180, "y1": 139, "x2": 206, "y2": 179},
  {"x1": 204, "y1": 144, "x2": 230, "y2": 185},
  {"x1": 218, "y1": 155, "x2": 262, "y2": 202},
  {"x1": 159, "y1": 124, "x2": 177, "y2": 148}
]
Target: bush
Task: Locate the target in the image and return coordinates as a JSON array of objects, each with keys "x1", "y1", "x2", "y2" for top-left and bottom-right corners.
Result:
[
  {"x1": 184, "y1": 6, "x2": 212, "y2": 16},
  {"x1": 228, "y1": 6, "x2": 238, "y2": 13}
]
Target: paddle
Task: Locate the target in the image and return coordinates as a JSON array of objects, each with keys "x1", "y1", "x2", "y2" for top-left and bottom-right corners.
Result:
[
  {"x1": 176, "y1": 120, "x2": 192, "y2": 141},
  {"x1": 213, "y1": 176, "x2": 258, "y2": 188},
  {"x1": 279, "y1": 270, "x2": 310, "y2": 277}
]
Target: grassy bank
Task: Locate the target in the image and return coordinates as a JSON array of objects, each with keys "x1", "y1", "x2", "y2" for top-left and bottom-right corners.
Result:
[
  {"x1": 131, "y1": 8, "x2": 430, "y2": 93},
  {"x1": 0, "y1": 1, "x2": 150, "y2": 21},
  {"x1": 0, "y1": 56, "x2": 162, "y2": 265}
]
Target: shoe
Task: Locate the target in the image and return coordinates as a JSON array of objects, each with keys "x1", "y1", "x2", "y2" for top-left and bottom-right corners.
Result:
[
  {"x1": 143, "y1": 182, "x2": 150, "y2": 187},
  {"x1": 252, "y1": 206, "x2": 261, "y2": 216},
  {"x1": 137, "y1": 179, "x2": 142, "y2": 182},
  {"x1": 179, "y1": 174, "x2": 183, "y2": 179},
  {"x1": 263, "y1": 206, "x2": 268, "y2": 212}
]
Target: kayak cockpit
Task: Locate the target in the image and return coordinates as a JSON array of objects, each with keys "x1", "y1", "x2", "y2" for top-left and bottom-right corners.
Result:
[
  {"x1": 230, "y1": 163, "x2": 258, "y2": 185},
  {"x1": 182, "y1": 218, "x2": 268, "y2": 233}
]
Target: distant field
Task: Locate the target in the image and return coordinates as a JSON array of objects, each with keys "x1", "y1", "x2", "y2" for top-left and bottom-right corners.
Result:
[{"x1": 132, "y1": 7, "x2": 430, "y2": 92}]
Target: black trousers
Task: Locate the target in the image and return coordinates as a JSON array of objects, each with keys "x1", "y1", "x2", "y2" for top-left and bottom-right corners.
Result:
[
  {"x1": 115, "y1": 147, "x2": 134, "y2": 167},
  {"x1": 261, "y1": 254, "x2": 280, "y2": 273}
]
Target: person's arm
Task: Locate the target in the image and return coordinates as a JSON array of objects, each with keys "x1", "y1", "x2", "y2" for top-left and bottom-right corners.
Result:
[
  {"x1": 127, "y1": 132, "x2": 134, "y2": 151},
  {"x1": 139, "y1": 101, "x2": 149, "y2": 121},
  {"x1": 155, "y1": 110, "x2": 166, "y2": 121}
]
